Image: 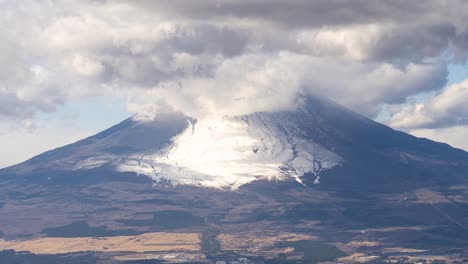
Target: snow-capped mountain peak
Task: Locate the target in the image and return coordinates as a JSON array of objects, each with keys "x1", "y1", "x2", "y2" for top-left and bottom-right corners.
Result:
[
  {"x1": 4, "y1": 96, "x2": 466, "y2": 191},
  {"x1": 118, "y1": 112, "x2": 342, "y2": 189}
]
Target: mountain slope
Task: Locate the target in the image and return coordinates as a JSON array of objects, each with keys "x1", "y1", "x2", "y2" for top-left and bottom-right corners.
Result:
[
  {"x1": 1, "y1": 96, "x2": 467, "y2": 190},
  {"x1": 296, "y1": 97, "x2": 468, "y2": 189},
  {"x1": 0, "y1": 112, "x2": 190, "y2": 175}
]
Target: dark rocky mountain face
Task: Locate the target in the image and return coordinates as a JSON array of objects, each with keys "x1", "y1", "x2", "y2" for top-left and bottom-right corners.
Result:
[
  {"x1": 1, "y1": 96, "x2": 468, "y2": 263},
  {"x1": 298, "y1": 97, "x2": 468, "y2": 190}
]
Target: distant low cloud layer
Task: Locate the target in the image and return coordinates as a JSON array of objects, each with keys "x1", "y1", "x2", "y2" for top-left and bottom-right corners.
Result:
[
  {"x1": 390, "y1": 80, "x2": 468, "y2": 129},
  {"x1": 0, "y1": 0, "x2": 467, "y2": 134}
]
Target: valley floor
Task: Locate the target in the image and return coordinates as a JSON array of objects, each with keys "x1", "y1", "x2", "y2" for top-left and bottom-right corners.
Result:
[{"x1": 1, "y1": 175, "x2": 468, "y2": 263}]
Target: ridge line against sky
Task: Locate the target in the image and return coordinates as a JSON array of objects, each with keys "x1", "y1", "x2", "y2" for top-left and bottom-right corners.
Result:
[{"x1": 0, "y1": 0, "x2": 467, "y2": 167}]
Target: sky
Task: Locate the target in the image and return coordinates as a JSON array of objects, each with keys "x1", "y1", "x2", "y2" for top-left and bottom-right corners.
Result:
[{"x1": 0, "y1": 0, "x2": 468, "y2": 168}]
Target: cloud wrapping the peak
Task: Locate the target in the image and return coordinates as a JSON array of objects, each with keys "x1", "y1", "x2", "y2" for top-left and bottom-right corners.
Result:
[{"x1": 135, "y1": 53, "x2": 447, "y2": 118}]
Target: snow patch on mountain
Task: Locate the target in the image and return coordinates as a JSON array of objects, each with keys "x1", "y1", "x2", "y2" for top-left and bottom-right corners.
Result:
[{"x1": 117, "y1": 112, "x2": 342, "y2": 189}]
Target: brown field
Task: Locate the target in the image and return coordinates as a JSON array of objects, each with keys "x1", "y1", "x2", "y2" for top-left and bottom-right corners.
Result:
[
  {"x1": 388, "y1": 254, "x2": 464, "y2": 263},
  {"x1": 114, "y1": 252, "x2": 206, "y2": 262},
  {"x1": 337, "y1": 253, "x2": 380, "y2": 263},
  {"x1": 0, "y1": 232, "x2": 201, "y2": 255},
  {"x1": 350, "y1": 226, "x2": 426, "y2": 233},
  {"x1": 336, "y1": 240, "x2": 380, "y2": 253},
  {"x1": 381, "y1": 247, "x2": 428, "y2": 254},
  {"x1": 413, "y1": 188, "x2": 451, "y2": 204},
  {"x1": 218, "y1": 231, "x2": 317, "y2": 257}
]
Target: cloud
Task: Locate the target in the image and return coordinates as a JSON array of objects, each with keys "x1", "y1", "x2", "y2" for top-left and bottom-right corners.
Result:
[
  {"x1": 132, "y1": 0, "x2": 468, "y2": 61},
  {"x1": 134, "y1": 0, "x2": 463, "y2": 27},
  {"x1": 128, "y1": 53, "x2": 446, "y2": 119},
  {"x1": 389, "y1": 79, "x2": 468, "y2": 129},
  {"x1": 0, "y1": 0, "x2": 466, "y2": 127},
  {"x1": 410, "y1": 125, "x2": 468, "y2": 151}
]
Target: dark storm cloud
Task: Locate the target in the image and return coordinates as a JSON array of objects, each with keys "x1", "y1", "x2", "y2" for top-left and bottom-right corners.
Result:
[
  {"x1": 127, "y1": 0, "x2": 468, "y2": 62},
  {"x1": 133, "y1": 0, "x2": 437, "y2": 27}
]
